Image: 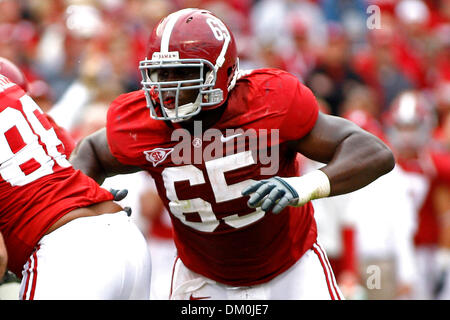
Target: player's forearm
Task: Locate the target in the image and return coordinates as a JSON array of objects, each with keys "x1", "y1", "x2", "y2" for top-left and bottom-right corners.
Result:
[
  {"x1": 287, "y1": 131, "x2": 395, "y2": 200},
  {"x1": 291, "y1": 113, "x2": 395, "y2": 198},
  {"x1": 70, "y1": 138, "x2": 108, "y2": 185},
  {"x1": 320, "y1": 131, "x2": 395, "y2": 196},
  {"x1": 247, "y1": 114, "x2": 396, "y2": 213},
  {"x1": 70, "y1": 129, "x2": 141, "y2": 185}
]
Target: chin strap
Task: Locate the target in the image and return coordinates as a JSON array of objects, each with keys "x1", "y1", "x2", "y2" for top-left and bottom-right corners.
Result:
[{"x1": 227, "y1": 58, "x2": 240, "y2": 92}]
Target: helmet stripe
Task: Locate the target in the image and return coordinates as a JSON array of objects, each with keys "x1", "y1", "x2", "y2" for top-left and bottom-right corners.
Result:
[
  {"x1": 161, "y1": 8, "x2": 196, "y2": 53},
  {"x1": 215, "y1": 31, "x2": 230, "y2": 69}
]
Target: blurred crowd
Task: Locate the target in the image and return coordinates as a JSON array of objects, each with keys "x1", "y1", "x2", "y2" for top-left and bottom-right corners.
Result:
[{"x1": 0, "y1": 0, "x2": 449, "y2": 300}]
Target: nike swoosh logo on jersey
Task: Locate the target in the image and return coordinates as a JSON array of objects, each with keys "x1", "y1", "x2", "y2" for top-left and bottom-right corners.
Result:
[{"x1": 220, "y1": 133, "x2": 243, "y2": 143}]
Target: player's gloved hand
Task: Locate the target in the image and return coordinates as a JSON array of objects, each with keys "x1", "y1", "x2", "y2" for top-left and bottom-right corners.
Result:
[
  {"x1": 242, "y1": 177, "x2": 299, "y2": 214},
  {"x1": 124, "y1": 207, "x2": 132, "y2": 217},
  {"x1": 109, "y1": 188, "x2": 128, "y2": 201},
  {"x1": 241, "y1": 170, "x2": 331, "y2": 214}
]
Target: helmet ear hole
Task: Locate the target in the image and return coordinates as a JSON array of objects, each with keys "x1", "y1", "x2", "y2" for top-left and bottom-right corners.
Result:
[{"x1": 227, "y1": 66, "x2": 233, "y2": 77}]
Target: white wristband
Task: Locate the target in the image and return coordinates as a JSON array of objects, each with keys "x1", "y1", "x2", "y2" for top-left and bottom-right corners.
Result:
[{"x1": 282, "y1": 170, "x2": 331, "y2": 206}]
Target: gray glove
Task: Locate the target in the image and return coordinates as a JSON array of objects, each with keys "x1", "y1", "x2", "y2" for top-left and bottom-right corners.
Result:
[
  {"x1": 241, "y1": 177, "x2": 299, "y2": 214},
  {"x1": 109, "y1": 189, "x2": 132, "y2": 216},
  {"x1": 109, "y1": 188, "x2": 128, "y2": 201}
]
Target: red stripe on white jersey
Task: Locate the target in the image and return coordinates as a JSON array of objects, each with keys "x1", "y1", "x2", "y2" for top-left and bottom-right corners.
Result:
[
  {"x1": 29, "y1": 248, "x2": 39, "y2": 299},
  {"x1": 312, "y1": 242, "x2": 343, "y2": 300},
  {"x1": 21, "y1": 257, "x2": 32, "y2": 300},
  {"x1": 21, "y1": 245, "x2": 39, "y2": 300},
  {"x1": 316, "y1": 242, "x2": 342, "y2": 299},
  {"x1": 169, "y1": 256, "x2": 180, "y2": 299}
]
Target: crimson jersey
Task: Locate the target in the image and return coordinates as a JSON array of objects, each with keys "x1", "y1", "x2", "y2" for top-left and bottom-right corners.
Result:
[
  {"x1": 0, "y1": 76, "x2": 113, "y2": 277},
  {"x1": 107, "y1": 69, "x2": 319, "y2": 286},
  {"x1": 398, "y1": 149, "x2": 450, "y2": 246},
  {"x1": 44, "y1": 113, "x2": 76, "y2": 158}
]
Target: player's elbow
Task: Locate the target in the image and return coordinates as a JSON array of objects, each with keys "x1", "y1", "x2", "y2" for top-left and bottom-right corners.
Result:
[
  {"x1": 70, "y1": 136, "x2": 105, "y2": 180},
  {"x1": 373, "y1": 138, "x2": 396, "y2": 176}
]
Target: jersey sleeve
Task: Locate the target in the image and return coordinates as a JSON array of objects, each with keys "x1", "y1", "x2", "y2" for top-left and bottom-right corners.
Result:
[
  {"x1": 278, "y1": 76, "x2": 319, "y2": 142},
  {"x1": 106, "y1": 91, "x2": 161, "y2": 167},
  {"x1": 106, "y1": 95, "x2": 136, "y2": 166}
]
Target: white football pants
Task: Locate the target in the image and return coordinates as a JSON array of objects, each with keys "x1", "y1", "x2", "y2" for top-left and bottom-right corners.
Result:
[
  {"x1": 170, "y1": 242, "x2": 343, "y2": 300},
  {"x1": 19, "y1": 211, "x2": 151, "y2": 300}
]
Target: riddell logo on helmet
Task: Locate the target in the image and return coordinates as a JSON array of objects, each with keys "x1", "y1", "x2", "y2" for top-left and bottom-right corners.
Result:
[{"x1": 152, "y1": 51, "x2": 180, "y2": 61}]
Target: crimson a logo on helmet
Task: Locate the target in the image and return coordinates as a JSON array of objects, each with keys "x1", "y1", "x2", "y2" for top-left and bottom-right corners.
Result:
[{"x1": 143, "y1": 147, "x2": 174, "y2": 167}]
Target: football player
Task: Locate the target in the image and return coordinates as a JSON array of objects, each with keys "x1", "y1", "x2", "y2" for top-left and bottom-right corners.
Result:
[
  {"x1": 0, "y1": 57, "x2": 151, "y2": 299},
  {"x1": 70, "y1": 8, "x2": 395, "y2": 300},
  {"x1": 385, "y1": 90, "x2": 450, "y2": 299}
]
